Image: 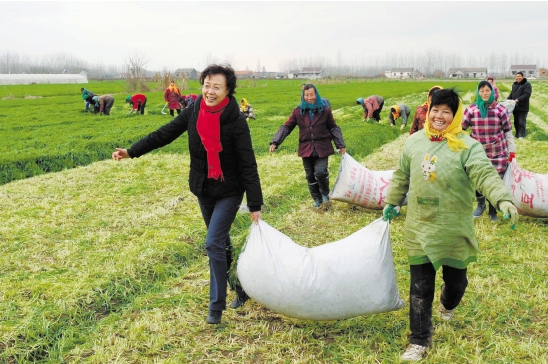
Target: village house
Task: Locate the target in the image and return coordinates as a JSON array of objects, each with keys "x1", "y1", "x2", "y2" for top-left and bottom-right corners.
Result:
[
  {"x1": 287, "y1": 67, "x2": 324, "y2": 79},
  {"x1": 509, "y1": 65, "x2": 538, "y2": 79},
  {"x1": 539, "y1": 68, "x2": 548, "y2": 79},
  {"x1": 447, "y1": 68, "x2": 487, "y2": 79},
  {"x1": 234, "y1": 70, "x2": 253, "y2": 79},
  {"x1": 174, "y1": 68, "x2": 198, "y2": 79},
  {"x1": 384, "y1": 68, "x2": 415, "y2": 79}
]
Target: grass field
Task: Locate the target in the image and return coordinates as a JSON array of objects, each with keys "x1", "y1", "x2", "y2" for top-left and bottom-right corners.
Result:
[{"x1": 1, "y1": 79, "x2": 547, "y2": 363}]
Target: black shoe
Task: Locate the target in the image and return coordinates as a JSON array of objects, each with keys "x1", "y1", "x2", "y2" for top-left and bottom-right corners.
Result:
[
  {"x1": 488, "y1": 203, "x2": 498, "y2": 221},
  {"x1": 206, "y1": 310, "x2": 222, "y2": 324},
  {"x1": 230, "y1": 295, "x2": 249, "y2": 309}
]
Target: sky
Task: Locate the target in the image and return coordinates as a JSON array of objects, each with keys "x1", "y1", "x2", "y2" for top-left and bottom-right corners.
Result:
[{"x1": 1, "y1": 1, "x2": 548, "y2": 72}]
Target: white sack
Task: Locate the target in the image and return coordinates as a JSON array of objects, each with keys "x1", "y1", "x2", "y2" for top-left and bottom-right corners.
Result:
[
  {"x1": 503, "y1": 158, "x2": 548, "y2": 217},
  {"x1": 237, "y1": 218, "x2": 405, "y2": 320},
  {"x1": 329, "y1": 153, "x2": 394, "y2": 209},
  {"x1": 499, "y1": 99, "x2": 516, "y2": 114}
]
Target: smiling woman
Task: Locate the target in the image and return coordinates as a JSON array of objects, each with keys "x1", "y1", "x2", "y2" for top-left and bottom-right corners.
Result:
[{"x1": 111, "y1": 63, "x2": 263, "y2": 325}]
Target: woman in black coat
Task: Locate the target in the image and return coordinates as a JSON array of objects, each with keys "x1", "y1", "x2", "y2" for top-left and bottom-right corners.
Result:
[{"x1": 112, "y1": 64, "x2": 263, "y2": 325}]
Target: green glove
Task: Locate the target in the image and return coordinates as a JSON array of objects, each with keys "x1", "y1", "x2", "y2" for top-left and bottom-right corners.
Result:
[
  {"x1": 499, "y1": 201, "x2": 518, "y2": 229},
  {"x1": 383, "y1": 204, "x2": 399, "y2": 221}
]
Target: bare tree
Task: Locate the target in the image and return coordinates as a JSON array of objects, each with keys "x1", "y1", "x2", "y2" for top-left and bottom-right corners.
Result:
[{"x1": 125, "y1": 52, "x2": 149, "y2": 92}]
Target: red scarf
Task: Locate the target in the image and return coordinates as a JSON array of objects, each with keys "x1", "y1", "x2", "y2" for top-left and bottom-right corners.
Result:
[{"x1": 197, "y1": 97, "x2": 230, "y2": 180}]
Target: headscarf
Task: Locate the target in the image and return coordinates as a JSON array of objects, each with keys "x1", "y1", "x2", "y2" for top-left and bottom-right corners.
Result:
[
  {"x1": 424, "y1": 98, "x2": 469, "y2": 152},
  {"x1": 422, "y1": 85, "x2": 444, "y2": 108},
  {"x1": 391, "y1": 105, "x2": 401, "y2": 120},
  {"x1": 474, "y1": 80, "x2": 495, "y2": 118},
  {"x1": 126, "y1": 95, "x2": 132, "y2": 103},
  {"x1": 240, "y1": 98, "x2": 249, "y2": 113},
  {"x1": 196, "y1": 96, "x2": 230, "y2": 180},
  {"x1": 300, "y1": 84, "x2": 326, "y2": 119},
  {"x1": 168, "y1": 83, "x2": 180, "y2": 95},
  {"x1": 356, "y1": 97, "x2": 364, "y2": 106}
]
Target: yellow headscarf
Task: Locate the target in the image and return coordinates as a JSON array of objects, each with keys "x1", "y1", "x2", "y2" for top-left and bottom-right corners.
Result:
[
  {"x1": 391, "y1": 105, "x2": 400, "y2": 119},
  {"x1": 424, "y1": 98, "x2": 469, "y2": 152},
  {"x1": 240, "y1": 98, "x2": 249, "y2": 112},
  {"x1": 423, "y1": 85, "x2": 444, "y2": 108}
]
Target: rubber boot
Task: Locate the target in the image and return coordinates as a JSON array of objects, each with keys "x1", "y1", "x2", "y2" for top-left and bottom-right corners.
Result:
[
  {"x1": 308, "y1": 182, "x2": 322, "y2": 207},
  {"x1": 473, "y1": 196, "x2": 486, "y2": 218},
  {"x1": 488, "y1": 202, "x2": 498, "y2": 222}
]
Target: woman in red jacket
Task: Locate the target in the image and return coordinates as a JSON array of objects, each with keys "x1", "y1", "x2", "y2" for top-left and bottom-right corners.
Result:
[
  {"x1": 164, "y1": 81, "x2": 181, "y2": 116},
  {"x1": 270, "y1": 84, "x2": 346, "y2": 208}
]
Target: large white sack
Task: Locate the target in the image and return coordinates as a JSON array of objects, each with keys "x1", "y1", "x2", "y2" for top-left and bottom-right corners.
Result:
[
  {"x1": 498, "y1": 99, "x2": 516, "y2": 114},
  {"x1": 237, "y1": 218, "x2": 405, "y2": 320},
  {"x1": 503, "y1": 158, "x2": 548, "y2": 217},
  {"x1": 329, "y1": 153, "x2": 394, "y2": 209}
]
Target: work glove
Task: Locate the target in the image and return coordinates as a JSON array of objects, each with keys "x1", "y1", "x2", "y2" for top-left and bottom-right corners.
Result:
[
  {"x1": 507, "y1": 152, "x2": 516, "y2": 162},
  {"x1": 499, "y1": 201, "x2": 518, "y2": 230},
  {"x1": 382, "y1": 204, "x2": 400, "y2": 221}
]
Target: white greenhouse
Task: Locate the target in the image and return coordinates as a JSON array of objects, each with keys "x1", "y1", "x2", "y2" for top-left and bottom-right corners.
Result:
[{"x1": 0, "y1": 73, "x2": 88, "y2": 85}]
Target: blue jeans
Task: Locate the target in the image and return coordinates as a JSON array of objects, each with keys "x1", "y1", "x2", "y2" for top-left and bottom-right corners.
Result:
[{"x1": 197, "y1": 193, "x2": 244, "y2": 311}]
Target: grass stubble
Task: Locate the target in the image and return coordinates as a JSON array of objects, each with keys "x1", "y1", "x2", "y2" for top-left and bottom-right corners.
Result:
[{"x1": 0, "y1": 81, "x2": 547, "y2": 363}]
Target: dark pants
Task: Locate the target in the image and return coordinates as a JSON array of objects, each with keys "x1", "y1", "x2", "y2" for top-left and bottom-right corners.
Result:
[
  {"x1": 103, "y1": 97, "x2": 115, "y2": 116},
  {"x1": 408, "y1": 263, "x2": 468, "y2": 347},
  {"x1": 513, "y1": 110, "x2": 528, "y2": 138},
  {"x1": 372, "y1": 100, "x2": 385, "y2": 122},
  {"x1": 197, "y1": 193, "x2": 244, "y2": 311},
  {"x1": 170, "y1": 108, "x2": 181, "y2": 116},
  {"x1": 137, "y1": 98, "x2": 147, "y2": 115},
  {"x1": 302, "y1": 156, "x2": 329, "y2": 203}
]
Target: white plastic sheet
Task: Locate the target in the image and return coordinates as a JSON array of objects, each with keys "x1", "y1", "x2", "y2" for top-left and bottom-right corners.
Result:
[
  {"x1": 237, "y1": 218, "x2": 405, "y2": 320},
  {"x1": 329, "y1": 153, "x2": 394, "y2": 209},
  {"x1": 503, "y1": 158, "x2": 548, "y2": 217}
]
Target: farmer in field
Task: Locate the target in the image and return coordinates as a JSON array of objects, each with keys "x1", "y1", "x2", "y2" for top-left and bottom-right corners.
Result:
[
  {"x1": 111, "y1": 64, "x2": 263, "y2": 325},
  {"x1": 91, "y1": 94, "x2": 114, "y2": 116},
  {"x1": 164, "y1": 80, "x2": 182, "y2": 116},
  {"x1": 506, "y1": 71, "x2": 532, "y2": 139},
  {"x1": 388, "y1": 104, "x2": 411, "y2": 130},
  {"x1": 126, "y1": 93, "x2": 147, "y2": 115},
  {"x1": 179, "y1": 94, "x2": 198, "y2": 110},
  {"x1": 81, "y1": 87, "x2": 95, "y2": 112},
  {"x1": 356, "y1": 95, "x2": 384, "y2": 122},
  {"x1": 463, "y1": 80, "x2": 516, "y2": 221},
  {"x1": 383, "y1": 88, "x2": 518, "y2": 361},
  {"x1": 486, "y1": 77, "x2": 499, "y2": 101},
  {"x1": 240, "y1": 98, "x2": 256, "y2": 121},
  {"x1": 409, "y1": 86, "x2": 442, "y2": 135},
  {"x1": 270, "y1": 83, "x2": 346, "y2": 208}
]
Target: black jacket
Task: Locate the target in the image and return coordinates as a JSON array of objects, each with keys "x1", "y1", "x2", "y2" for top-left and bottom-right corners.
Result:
[
  {"x1": 127, "y1": 95, "x2": 263, "y2": 211},
  {"x1": 507, "y1": 78, "x2": 532, "y2": 112}
]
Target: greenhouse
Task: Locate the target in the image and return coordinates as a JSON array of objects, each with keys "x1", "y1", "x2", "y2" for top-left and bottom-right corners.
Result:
[{"x1": 0, "y1": 73, "x2": 88, "y2": 85}]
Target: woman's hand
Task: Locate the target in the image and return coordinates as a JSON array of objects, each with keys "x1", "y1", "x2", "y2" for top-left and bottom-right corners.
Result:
[
  {"x1": 250, "y1": 211, "x2": 262, "y2": 224},
  {"x1": 269, "y1": 144, "x2": 277, "y2": 153},
  {"x1": 112, "y1": 148, "x2": 130, "y2": 161},
  {"x1": 339, "y1": 148, "x2": 346, "y2": 155}
]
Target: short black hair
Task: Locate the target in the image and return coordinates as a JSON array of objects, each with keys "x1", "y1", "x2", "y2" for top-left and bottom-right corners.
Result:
[
  {"x1": 302, "y1": 84, "x2": 316, "y2": 92},
  {"x1": 200, "y1": 63, "x2": 237, "y2": 98},
  {"x1": 477, "y1": 80, "x2": 492, "y2": 91},
  {"x1": 429, "y1": 88, "x2": 460, "y2": 116},
  {"x1": 390, "y1": 107, "x2": 396, "y2": 113},
  {"x1": 80, "y1": 88, "x2": 85, "y2": 92},
  {"x1": 516, "y1": 71, "x2": 524, "y2": 77}
]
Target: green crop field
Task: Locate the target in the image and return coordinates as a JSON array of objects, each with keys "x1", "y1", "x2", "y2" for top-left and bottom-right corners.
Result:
[{"x1": 1, "y1": 79, "x2": 547, "y2": 363}]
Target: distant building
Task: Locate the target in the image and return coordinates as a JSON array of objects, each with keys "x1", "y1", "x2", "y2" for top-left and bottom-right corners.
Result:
[
  {"x1": 447, "y1": 68, "x2": 487, "y2": 79},
  {"x1": 0, "y1": 72, "x2": 88, "y2": 85},
  {"x1": 539, "y1": 68, "x2": 548, "y2": 78},
  {"x1": 384, "y1": 68, "x2": 415, "y2": 79},
  {"x1": 287, "y1": 67, "x2": 324, "y2": 80},
  {"x1": 509, "y1": 65, "x2": 537, "y2": 78},
  {"x1": 235, "y1": 70, "x2": 254, "y2": 79},
  {"x1": 174, "y1": 68, "x2": 198, "y2": 79}
]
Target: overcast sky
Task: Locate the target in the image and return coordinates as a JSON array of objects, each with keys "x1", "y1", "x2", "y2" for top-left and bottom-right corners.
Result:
[{"x1": 1, "y1": 1, "x2": 548, "y2": 72}]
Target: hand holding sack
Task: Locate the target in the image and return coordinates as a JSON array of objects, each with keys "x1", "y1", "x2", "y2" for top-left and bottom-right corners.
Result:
[{"x1": 499, "y1": 201, "x2": 519, "y2": 229}]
